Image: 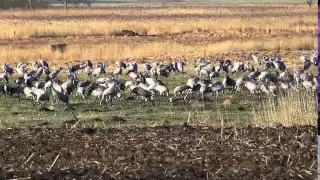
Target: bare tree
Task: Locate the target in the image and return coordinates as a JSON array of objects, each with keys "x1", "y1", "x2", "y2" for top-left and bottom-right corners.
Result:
[
  {"x1": 82, "y1": 0, "x2": 94, "y2": 7},
  {"x1": 7, "y1": 0, "x2": 13, "y2": 9},
  {"x1": 58, "y1": 0, "x2": 94, "y2": 9},
  {"x1": 306, "y1": 0, "x2": 313, "y2": 8},
  {"x1": 161, "y1": 0, "x2": 168, "y2": 6},
  {"x1": 57, "y1": 0, "x2": 73, "y2": 10},
  {"x1": 0, "y1": 0, "x2": 47, "y2": 9},
  {"x1": 28, "y1": 0, "x2": 33, "y2": 9}
]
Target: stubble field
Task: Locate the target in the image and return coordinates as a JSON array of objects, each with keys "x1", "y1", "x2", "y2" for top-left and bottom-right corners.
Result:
[{"x1": 0, "y1": 2, "x2": 317, "y2": 179}]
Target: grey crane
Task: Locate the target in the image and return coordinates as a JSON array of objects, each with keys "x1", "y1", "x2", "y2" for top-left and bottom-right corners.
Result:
[
  {"x1": 75, "y1": 80, "x2": 91, "y2": 99},
  {"x1": 99, "y1": 84, "x2": 121, "y2": 106},
  {"x1": 311, "y1": 53, "x2": 318, "y2": 66},
  {"x1": 231, "y1": 59, "x2": 245, "y2": 74},
  {"x1": 251, "y1": 54, "x2": 261, "y2": 66},
  {"x1": 46, "y1": 67, "x2": 63, "y2": 81},
  {"x1": 39, "y1": 59, "x2": 49, "y2": 69},
  {"x1": 113, "y1": 66, "x2": 122, "y2": 77},
  {"x1": 273, "y1": 59, "x2": 286, "y2": 72},
  {"x1": 51, "y1": 87, "x2": 69, "y2": 104},
  {"x1": 245, "y1": 63, "x2": 256, "y2": 72},
  {"x1": 2, "y1": 63, "x2": 14, "y2": 76},
  {"x1": 173, "y1": 85, "x2": 191, "y2": 97},
  {"x1": 116, "y1": 61, "x2": 127, "y2": 69},
  {"x1": 0, "y1": 73, "x2": 9, "y2": 84},
  {"x1": 6, "y1": 84, "x2": 24, "y2": 96},
  {"x1": 32, "y1": 61, "x2": 40, "y2": 71},
  {"x1": 211, "y1": 84, "x2": 225, "y2": 96},
  {"x1": 16, "y1": 62, "x2": 28, "y2": 76},
  {"x1": 31, "y1": 87, "x2": 53, "y2": 105},
  {"x1": 176, "y1": 60, "x2": 186, "y2": 73},
  {"x1": 34, "y1": 81, "x2": 45, "y2": 89},
  {"x1": 131, "y1": 87, "x2": 155, "y2": 103},
  {"x1": 128, "y1": 62, "x2": 138, "y2": 72},
  {"x1": 127, "y1": 70, "x2": 140, "y2": 80},
  {"x1": 143, "y1": 63, "x2": 152, "y2": 71},
  {"x1": 156, "y1": 67, "x2": 170, "y2": 78},
  {"x1": 222, "y1": 75, "x2": 236, "y2": 91}
]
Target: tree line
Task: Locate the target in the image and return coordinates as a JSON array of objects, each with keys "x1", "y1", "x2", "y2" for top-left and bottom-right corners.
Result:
[
  {"x1": 0, "y1": 0, "x2": 315, "y2": 10},
  {"x1": 0, "y1": 0, "x2": 94, "y2": 9}
]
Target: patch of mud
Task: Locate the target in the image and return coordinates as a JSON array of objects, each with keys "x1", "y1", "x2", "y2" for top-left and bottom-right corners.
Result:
[{"x1": 0, "y1": 125, "x2": 316, "y2": 179}]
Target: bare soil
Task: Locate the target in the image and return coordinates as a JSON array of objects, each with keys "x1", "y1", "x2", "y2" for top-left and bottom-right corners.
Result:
[{"x1": 0, "y1": 125, "x2": 316, "y2": 179}]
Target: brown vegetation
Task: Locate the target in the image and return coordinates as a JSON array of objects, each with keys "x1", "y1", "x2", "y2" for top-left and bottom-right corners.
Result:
[
  {"x1": 253, "y1": 91, "x2": 317, "y2": 127},
  {"x1": 0, "y1": 125, "x2": 316, "y2": 179},
  {"x1": 0, "y1": 4, "x2": 317, "y2": 39},
  {"x1": 0, "y1": 4, "x2": 317, "y2": 64},
  {"x1": 0, "y1": 36, "x2": 316, "y2": 65}
]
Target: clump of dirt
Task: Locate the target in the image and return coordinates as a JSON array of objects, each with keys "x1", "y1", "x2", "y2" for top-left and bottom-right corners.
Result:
[
  {"x1": 239, "y1": 100, "x2": 249, "y2": 105},
  {"x1": 91, "y1": 117, "x2": 103, "y2": 122},
  {"x1": 237, "y1": 105, "x2": 245, "y2": 111},
  {"x1": 62, "y1": 119, "x2": 81, "y2": 129},
  {"x1": 39, "y1": 106, "x2": 55, "y2": 111},
  {"x1": 110, "y1": 30, "x2": 140, "y2": 37},
  {"x1": 222, "y1": 99, "x2": 232, "y2": 105},
  {"x1": 0, "y1": 125, "x2": 316, "y2": 179},
  {"x1": 37, "y1": 122, "x2": 50, "y2": 126},
  {"x1": 110, "y1": 116, "x2": 127, "y2": 123}
]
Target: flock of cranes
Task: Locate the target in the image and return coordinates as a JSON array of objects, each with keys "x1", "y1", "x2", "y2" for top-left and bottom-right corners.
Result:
[{"x1": 0, "y1": 53, "x2": 317, "y2": 108}]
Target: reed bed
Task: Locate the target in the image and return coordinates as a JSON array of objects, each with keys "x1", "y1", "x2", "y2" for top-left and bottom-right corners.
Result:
[
  {"x1": 0, "y1": 4, "x2": 317, "y2": 39},
  {"x1": 0, "y1": 36, "x2": 316, "y2": 64},
  {"x1": 252, "y1": 91, "x2": 317, "y2": 127}
]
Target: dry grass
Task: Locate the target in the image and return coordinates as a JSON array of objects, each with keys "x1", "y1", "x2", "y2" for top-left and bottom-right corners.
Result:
[
  {"x1": 0, "y1": 4, "x2": 317, "y2": 39},
  {"x1": 252, "y1": 91, "x2": 317, "y2": 127},
  {"x1": 0, "y1": 4, "x2": 317, "y2": 64},
  {"x1": 0, "y1": 36, "x2": 316, "y2": 64}
]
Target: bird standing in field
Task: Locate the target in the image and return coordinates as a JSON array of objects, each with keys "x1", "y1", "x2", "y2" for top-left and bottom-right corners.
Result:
[
  {"x1": 2, "y1": 63, "x2": 14, "y2": 76},
  {"x1": 46, "y1": 67, "x2": 63, "y2": 82}
]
